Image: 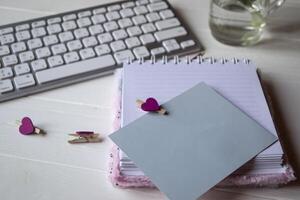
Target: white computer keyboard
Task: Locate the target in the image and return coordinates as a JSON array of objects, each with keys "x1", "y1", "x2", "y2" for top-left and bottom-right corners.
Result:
[{"x1": 0, "y1": 0, "x2": 204, "y2": 102}]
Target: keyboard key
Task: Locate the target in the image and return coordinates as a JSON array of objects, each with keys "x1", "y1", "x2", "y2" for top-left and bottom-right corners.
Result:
[
  {"x1": 148, "y1": 1, "x2": 168, "y2": 12},
  {"x1": 160, "y1": 9, "x2": 174, "y2": 19},
  {"x1": 14, "y1": 63, "x2": 31, "y2": 75},
  {"x1": 114, "y1": 49, "x2": 134, "y2": 63},
  {"x1": 132, "y1": 15, "x2": 147, "y2": 25},
  {"x1": 133, "y1": 46, "x2": 150, "y2": 58},
  {"x1": 162, "y1": 39, "x2": 180, "y2": 52},
  {"x1": 146, "y1": 12, "x2": 161, "y2": 22},
  {"x1": 77, "y1": 17, "x2": 92, "y2": 28},
  {"x1": 14, "y1": 74, "x2": 35, "y2": 89},
  {"x1": 31, "y1": 27, "x2": 47, "y2": 38},
  {"x1": 150, "y1": 46, "x2": 165, "y2": 55},
  {"x1": 136, "y1": 0, "x2": 149, "y2": 6},
  {"x1": 141, "y1": 23, "x2": 156, "y2": 33},
  {"x1": 79, "y1": 48, "x2": 96, "y2": 59},
  {"x1": 110, "y1": 40, "x2": 126, "y2": 52},
  {"x1": 16, "y1": 24, "x2": 30, "y2": 31},
  {"x1": 106, "y1": 11, "x2": 121, "y2": 21},
  {"x1": 91, "y1": 14, "x2": 106, "y2": 24},
  {"x1": 103, "y1": 21, "x2": 119, "y2": 32},
  {"x1": 155, "y1": 18, "x2": 180, "y2": 30},
  {"x1": 58, "y1": 31, "x2": 74, "y2": 42},
  {"x1": 62, "y1": 20, "x2": 77, "y2": 31},
  {"x1": 107, "y1": 4, "x2": 121, "y2": 11},
  {"x1": 51, "y1": 43, "x2": 67, "y2": 55},
  {"x1": 31, "y1": 59, "x2": 47, "y2": 71},
  {"x1": 0, "y1": 67, "x2": 13, "y2": 79},
  {"x1": 125, "y1": 37, "x2": 141, "y2": 48},
  {"x1": 118, "y1": 18, "x2": 133, "y2": 29},
  {"x1": 48, "y1": 55, "x2": 64, "y2": 67},
  {"x1": 0, "y1": 27, "x2": 13, "y2": 35},
  {"x1": 0, "y1": 79, "x2": 14, "y2": 93},
  {"x1": 0, "y1": 34, "x2": 15, "y2": 45},
  {"x1": 47, "y1": 24, "x2": 62, "y2": 34},
  {"x1": 11, "y1": 42, "x2": 27, "y2": 53},
  {"x1": 63, "y1": 52, "x2": 80, "y2": 63},
  {"x1": 82, "y1": 36, "x2": 98, "y2": 47},
  {"x1": 16, "y1": 31, "x2": 31, "y2": 41},
  {"x1": 2, "y1": 55, "x2": 18, "y2": 66},
  {"x1": 63, "y1": 14, "x2": 77, "y2": 21},
  {"x1": 27, "y1": 38, "x2": 43, "y2": 49},
  {"x1": 19, "y1": 51, "x2": 35, "y2": 63},
  {"x1": 43, "y1": 35, "x2": 59, "y2": 46},
  {"x1": 74, "y1": 28, "x2": 89, "y2": 39},
  {"x1": 134, "y1": 6, "x2": 148, "y2": 15},
  {"x1": 154, "y1": 26, "x2": 187, "y2": 41},
  {"x1": 0, "y1": 45, "x2": 10, "y2": 56},
  {"x1": 93, "y1": 7, "x2": 106, "y2": 14},
  {"x1": 112, "y1": 29, "x2": 128, "y2": 40},
  {"x1": 47, "y1": 17, "x2": 62, "y2": 24},
  {"x1": 35, "y1": 47, "x2": 51, "y2": 59},
  {"x1": 32, "y1": 20, "x2": 46, "y2": 28},
  {"x1": 67, "y1": 40, "x2": 83, "y2": 51},
  {"x1": 127, "y1": 26, "x2": 143, "y2": 37},
  {"x1": 97, "y1": 33, "x2": 113, "y2": 44},
  {"x1": 180, "y1": 39, "x2": 195, "y2": 49},
  {"x1": 36, "y1": 55, "x2": 116, "y2": 84},
  {"x1": 89, "y1": 24, "x2": 104, "y2": 35},
  {"x1": 95, "y1": 44, "x2": 111, "y2": 56},
  {"x1": 140, "y1": 33, "x2": 155, "y2": 44},
  {"x1": 78, "y1": 11, "x2": 92, "y2": 18},
  {"x1": 122, "y1": 2, "x2": 135, "y2": 8},
  {"x1": 120, "y1": 8, "x2": 135, "y2": 18}
]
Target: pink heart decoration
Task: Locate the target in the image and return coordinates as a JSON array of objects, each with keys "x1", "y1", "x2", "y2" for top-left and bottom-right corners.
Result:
[
  {"x1": 19, "y1": 117, "x2": 35, "y2": 135},
  {"x1": 141, "y1": 98, "x2": 160, "y2": 112}
]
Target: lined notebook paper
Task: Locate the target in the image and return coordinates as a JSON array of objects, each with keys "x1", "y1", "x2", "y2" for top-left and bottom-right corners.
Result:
[{"x1": 119, "y1": 59, "x2": 284, "y2": 176}]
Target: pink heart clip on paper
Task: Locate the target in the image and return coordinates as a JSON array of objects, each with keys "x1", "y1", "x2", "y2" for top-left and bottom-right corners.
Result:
[{"x1": 136, "y1": 97, "x2": 167, "y2": 115}]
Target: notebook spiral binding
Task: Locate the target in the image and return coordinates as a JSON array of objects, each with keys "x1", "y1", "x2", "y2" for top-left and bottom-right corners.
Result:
[{"x1": 126, "y1": 56, "x2": 251, "y2": 65}]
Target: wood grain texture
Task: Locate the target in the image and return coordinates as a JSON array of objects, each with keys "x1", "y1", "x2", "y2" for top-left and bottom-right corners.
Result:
[{"x1": 0, "y1": 0, "x2": 299, "y2": 199}]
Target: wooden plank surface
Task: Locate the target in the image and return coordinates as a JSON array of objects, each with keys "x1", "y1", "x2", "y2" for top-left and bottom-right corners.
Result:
[{"x1": 0, "y1": 0, "x2": 299, "y2": 199}]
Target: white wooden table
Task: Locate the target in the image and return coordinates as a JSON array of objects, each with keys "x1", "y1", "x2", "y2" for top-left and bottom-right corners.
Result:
[{"x1": 1, "y1": 0, "x2": 300, "y2": 199}]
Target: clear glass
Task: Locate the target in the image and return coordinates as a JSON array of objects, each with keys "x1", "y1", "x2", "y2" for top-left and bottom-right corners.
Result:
[{"x1": 209, "y1": 0, "x2": 285, "y2": 46}]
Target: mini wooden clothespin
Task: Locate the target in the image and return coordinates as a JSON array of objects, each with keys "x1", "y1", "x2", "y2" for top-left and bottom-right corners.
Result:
[
  {"x1": 17, "y1": 117, "x2": 45, "y2": 135},
  {"x1": 68, "y1": 131, "x2": 103, "y2": 144},
  {"x1": 136, "y1": 98, "x2": 167, "y2": 115}
]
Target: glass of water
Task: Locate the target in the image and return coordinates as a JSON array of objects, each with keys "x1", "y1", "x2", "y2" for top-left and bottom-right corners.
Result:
[{"x1": 209, "y1": 0, "x2": 285, "y2": 46}]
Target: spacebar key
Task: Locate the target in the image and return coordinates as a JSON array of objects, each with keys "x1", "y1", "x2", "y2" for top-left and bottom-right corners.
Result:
[{"x1": 36, "y1": 55, "x2": 116, "y2": 84}]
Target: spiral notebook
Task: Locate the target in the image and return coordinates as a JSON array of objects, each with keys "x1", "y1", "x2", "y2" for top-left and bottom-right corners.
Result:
[{"x1": 109, "y1": 57, "x2": 295, "y2": 188}]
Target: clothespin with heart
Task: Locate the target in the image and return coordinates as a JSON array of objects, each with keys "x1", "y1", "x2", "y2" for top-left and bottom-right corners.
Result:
[
  {"x1": 68, "y1": 131, "x2": 103, "y2": 144},
  {"x1": 136, "y1": 97, "x2": 167, "y2": 115},
  {"x1": 17, "y1": 117, "x2": 45, "y2": 135}
]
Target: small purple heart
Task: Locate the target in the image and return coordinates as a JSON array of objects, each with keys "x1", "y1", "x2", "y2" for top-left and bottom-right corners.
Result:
[
  {"x1": 141, "y1": 98, "x2": 160, "y2": 112},
  {"x1": 19, "y1": 117, "x2": 35, "y2": 135}
]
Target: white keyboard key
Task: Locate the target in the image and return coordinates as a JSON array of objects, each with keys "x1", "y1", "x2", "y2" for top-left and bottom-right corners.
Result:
[
  {"x1": 91, "y1": 14, "x2": 106, "y2": 24},
  {"x1": 31, "y1": 27, "x2": 46, "y2": 38},
  {"x1": 0, "y1": 79, "x2": 13, "y2": 93},
  {"x1": 106, "y1": 11, "x2": 121, "y2": 21},
  {"x1": 16, "y1": 24, "x2": 30, "y2": 31},
  {"x1": 14, "y1": 63, "x2": 30, "y2": 75},
  {"x1": 108, "y1": 4, "x2": 121, "y2": 11},
  {"x1": 146, "y1": 12, "x2": 161, "y2": 22},
  {"x1": 51, "y1": 44, "x2": 67, "y2": 55},
  {"x1": 32, "y1": 20, "x2": 46, "y2": 28},
  {"x1": 74, "y1": 28, "x2": 89, "y2": 39},
  {"x1": 79, "y1": 48, "x2": 96, "y2": 60},
  {"x1": 0, "y1": 27, "x2": 13, "y2": 35},
  {"x1": 154, "y1": 26, "x2": 187, "y2": 41},
  {"x1": 180, "y1": 39, "x2": 195, "y2": 49},
  {"x1": 110, "y1": 40, "x2": 126, "y2": 52},
  {"x1": 97, "y1": 33, "x2": 113, "y2": 44},
  {"x1": 77, "y1": 17, "x2": 92, "y2": 28},
  {"x1": 11, "y1": 42, "x2": 26, "y2": 53},
  {"x1": 78, "y1": 11, "x2": 92, "y2": 18},
  {"x1": 118, "y1": 18, "x2": 133, "y2": 28},
  {"x1": 58, "y1": 31, "x2": 74, "y2": 42},
  {"x1": 48, "y1": 55, "x2": 64, "y2": 67},
  {"x1": 95, "y1": 44, "x2": 111, "y2": 55},
  {"x1": 19, "y1": 51, "x2": 35, "y2": 63},
  {"x1": 89, "y1": 24, "x2": 104, "y2": 35},
  {"x1": 162, "y1": 39, "x2": 180, "y2": 52},
  {"x1": 148, "y1": 1, "x2": 168, "y2": 12},
  {"x1": 16, "y1": 30, "x2": 31, "y2": 41},
  {"x1": 27, "y1": 38, "x2": 43, "y2": 49},
  {"x1": 120, "y1": 8, "x2": 135, "y2": 18},
  {"x1": 0, "y1": 34, "x2": 15, "y2": 45},
  {"x1": 150, "y1": 46, "x2": 165, "y2": 55},
  {"x1": 112, "y1": 29, "x2": 128, "y2": 40},
  {"x1": 125, "y1": 37, "x2": 141, "y2": 48},
  {"x1": 31, "y1": 59, "x2": 47, "y2": 71},
  {"x1": 93, "y1": 7, "x2": 106, "y2": 14},
  {"x1": 160, "y1": 9, "x2": 174, "y2": 19},
  {"x1": 63, "y1": 14, "x2": 77, "y2": 21},
  {"x1": 47, "y1": 17, "x2": 62, "y2": 24},
  {"x1": 156, "y1": 18, "x2": 180, "y2": 31},
  {"x1": 82, "y1": 36, "x2": 98, "y2": 47},
  {"x1": 132, "y1": 15, "x2": 147, "y2": 25},
  {"x1": 43, "y1": 35, "x2": 59, "y2": 46},
  {"x1": 67, "y1": 40, "x2": 82, "y2": 51},
  {"x1": 63, "y1": 52, "x2": 80, "y2": 63},
  {"x1": 0, "y1": 67, "x2": 13, "y2": 79},
  {"x1": 114, "y1": 49, "x2": 134, "y2": 63},
  {"x1": 136, "y1": 0, "x2": 149, "y2": 6},
  {"x1": 122, "y1": 2, "x2": 135, "y2": 8},
  {"x1": 0, "y1": 45, "x2": 10, "y2": 56},
  {"x1": 141, "y1": 23, "x2": 156, "y2": 33},
  {"x1": 36, "y1": 47, "x2": 51, "y2": 59},
  {"x1": 3, "y1": 55, "x2": 18, "y2": 66},
  {"x1": 14, "y1": 74, "x2": 35, "y2": 89},
  {"x1": 134, "y1": 6, "x2": 148, "y2": 15},
  {"x1": 140, "y1": 33, "x2": 155, "y2": 44},
  {"x1": 62, "y1": 20, "x2": 77, "y2": 31},
  {"x1": 127, "y1": 26, "x2": 142, "y2": 36},
  {"x1": 133, "y1": 46, "x2": 150, "y2": 58},
  {"x1": 47, "y1": 24, "x2": 62, "y2": 34},
  {"x1": 36, "y1": 55, "x2": 116, "y2": 84},
  {"x1": 103, "y1": 21, "x2": 119, "y2": 32}
]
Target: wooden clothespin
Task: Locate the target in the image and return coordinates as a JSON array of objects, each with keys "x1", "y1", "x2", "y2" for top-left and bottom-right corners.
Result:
[
  {"x1": 136, "y1": 98, "x2": 167, "y2": 115},
  {"x1": 17, "y1": 117, "x2": 45, "y2": 135},
  {"x1": 68, "y1": 131, "x2": 103, "y2": 144}
]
